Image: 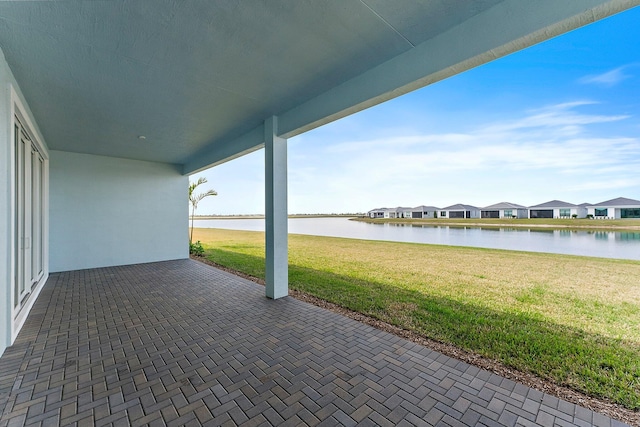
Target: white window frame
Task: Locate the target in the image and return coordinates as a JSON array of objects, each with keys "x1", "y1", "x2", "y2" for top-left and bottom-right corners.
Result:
[{"x1": 9, "y1": 85, "x2": 49, "y2": 342}]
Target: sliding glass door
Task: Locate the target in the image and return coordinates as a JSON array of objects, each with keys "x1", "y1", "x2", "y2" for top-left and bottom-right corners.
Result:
[{"x1": 14, "y1": 117, "x2": 44, "y2": 313}]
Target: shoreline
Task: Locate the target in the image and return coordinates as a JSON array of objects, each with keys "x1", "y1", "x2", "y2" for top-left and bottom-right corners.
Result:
[
  {"x1": 191, "y1": 214, "x2": 358, "y2": 220},
  {"x1": 352, "y1": 217, "x2": 640, "y2": 232}
]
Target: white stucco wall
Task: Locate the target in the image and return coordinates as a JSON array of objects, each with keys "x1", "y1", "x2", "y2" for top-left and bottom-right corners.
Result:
[{"x1": 49, "y1": 151, "x2": 188, "y2": 272}]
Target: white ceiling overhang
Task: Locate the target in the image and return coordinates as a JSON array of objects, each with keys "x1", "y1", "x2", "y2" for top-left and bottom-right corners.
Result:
[{"x1": 0, "y1": 0, "x2": 637, "y2": 175}]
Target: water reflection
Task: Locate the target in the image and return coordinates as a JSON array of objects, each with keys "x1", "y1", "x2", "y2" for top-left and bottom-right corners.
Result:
[
  {"x1": 192, "y1": 218, "x2": 640, "y2": 261},
  {"x1": 618, "y1": 232, "x2": 640, "y2": 241}
]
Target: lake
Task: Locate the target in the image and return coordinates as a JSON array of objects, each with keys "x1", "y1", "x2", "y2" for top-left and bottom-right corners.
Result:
[{"x1": 192, "y1": 217, "x2": 640, "y2": 261}]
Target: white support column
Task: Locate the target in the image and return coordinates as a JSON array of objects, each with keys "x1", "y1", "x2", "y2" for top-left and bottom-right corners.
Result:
[{"x1": 264, "y1": 116, "x2": 288, "y2": 299}]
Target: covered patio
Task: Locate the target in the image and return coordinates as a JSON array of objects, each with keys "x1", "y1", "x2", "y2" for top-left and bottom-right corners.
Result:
[
  {"x1": 0, "y1": 261, "x2": 625, "y2": 426},
  {"x1": 2, "y1": 2, "x2": 639, "y2": 426}
]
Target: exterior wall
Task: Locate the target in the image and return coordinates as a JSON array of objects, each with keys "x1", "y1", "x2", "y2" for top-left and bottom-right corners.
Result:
[
  {"x1": 595, "y1": 207, "x2": 640, "y2": 219},
  {"x1": 588, "y1": 207, "x2": 611, "y2": 218},
  {"x1": 500, "y1": 209, "x2": 528, "y2": 219},
  {"x1": 49, "y1": 151, "x2": 188, "y2": 272},
  {"x1": 586, "y1": 207, "x2": 640, "y2": 219},
  {"x1": 0, "y1": 50, "x2": 12, "y2": 356},
  {"x1": 407, "y1": 209, "x2": 438, "y2": 219},
  {"x1": 1, "y1": 48, "x2": 50, "y2": 356},
  {"x1": 556, "y1": 208, "x2": 586, "y2": 218}
]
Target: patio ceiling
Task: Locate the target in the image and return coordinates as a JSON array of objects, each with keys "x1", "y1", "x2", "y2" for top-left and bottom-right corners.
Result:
[{"x1": 0, "y1": 1, "x2": 636, "y2": 174}]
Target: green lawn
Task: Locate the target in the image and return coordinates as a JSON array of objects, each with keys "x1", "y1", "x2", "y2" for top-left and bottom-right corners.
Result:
[{"x1": 192, "y1": 228, "x2": 640, "y2": 409}]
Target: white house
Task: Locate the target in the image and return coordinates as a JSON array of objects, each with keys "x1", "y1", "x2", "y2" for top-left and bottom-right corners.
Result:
[
  {"x1": 408, "y1": 205, "x2": 440, "y2": 219},
  {"x1": 394, "y1": 207, "x2": 413, "y2": 218},
  {"x1": 367, "y1": 207, "x2": 406, "y2": 219},
  {"x1": 481, "y1": 202, "x2": 528, "y2": 219},
  {"x1": 587, "y1": 197, "x2": 640, "y2": 219},
  {"x1": 439, "y1": 204, "x2": 481, "y2": 219},
  {"x1": 528, "y1": 200, "x2": 587, "y2": 219},
  {"x1": 0, "y1": 1, "x2": 631, "y2": 356},
  {"x1": 368, "y1": 208, "x2": 386, "y2": 218}
]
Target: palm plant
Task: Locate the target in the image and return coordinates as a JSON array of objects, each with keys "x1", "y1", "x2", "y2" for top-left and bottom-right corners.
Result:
[{"x1": 189, "y1": 177, "x2": 217, "y2": 245}]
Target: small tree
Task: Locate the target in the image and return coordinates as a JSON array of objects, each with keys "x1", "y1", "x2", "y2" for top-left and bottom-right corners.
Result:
[{"x1": 189, "y1": 177, "x2": 217, "y2": 245}]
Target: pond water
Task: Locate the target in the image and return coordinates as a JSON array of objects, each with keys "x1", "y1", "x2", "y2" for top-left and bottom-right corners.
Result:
[{"x1": 192, "y1": 217, "x2": 640, "y2": 261}]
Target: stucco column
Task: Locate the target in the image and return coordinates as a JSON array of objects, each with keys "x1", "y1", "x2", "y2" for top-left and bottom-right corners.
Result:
[{"x1": 264, "y1": 116, "x2": 288, "y2": 299}]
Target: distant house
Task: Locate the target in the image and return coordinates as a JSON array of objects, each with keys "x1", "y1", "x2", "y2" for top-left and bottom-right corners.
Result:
[
  {"x1": 439, "y1": 204, "x2": 481, "y2": 219},
  {"x1": 367, "y1": 208, "x2": 386, "y2": 218},
  {"x1": 369, "y1": 207, "x2": 410, "y2": 218},
  {"x1": 396, "y1": 207, "x2": 414, "y2": 219},
  {"x1": 376, "y1": 208, "x2": 399, "y2": 218},
  {"x1": 481, "y1": 202, "x2": 528, "y2": 219},
  {"x1": 587, "y1": 197, "x2": 640, "y2": 219},
  {"x1": 528, "y1": 200, "x2": 586, "y2": 219},
  {"x1": 408, "y1": 205, "x2": 440, "y2": 219}
]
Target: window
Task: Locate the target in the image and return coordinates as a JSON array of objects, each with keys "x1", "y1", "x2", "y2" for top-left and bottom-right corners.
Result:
[
  {"x1": 595, "y1": 208, "x2": 608, "y2": 217},
  {"x1": 14, "y1": 116, "x2": 46, "y2": 313},
  {"x1": 559, "y1": 209, "x2": 571, "y2": 217},
  {"x1": 621, "y1": 208, "x2": 640, "y2": 219},
  {"x1": 440, "y1": 211, "x2": 446, "y2": 217},
  {"x1": 530, "y1": 210, "x2": 553, "y2": 219},
  {"x1": 481, "y1": 210, "x2": 499, "y2": 218},
  {"x1": 504, "y1": 209, "x2": 512, "y2": 217}
]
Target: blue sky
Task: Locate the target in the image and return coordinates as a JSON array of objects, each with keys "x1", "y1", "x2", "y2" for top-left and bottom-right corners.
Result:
[{"x1": 191, "y1": 7, "x2": 640, "y2": 215}]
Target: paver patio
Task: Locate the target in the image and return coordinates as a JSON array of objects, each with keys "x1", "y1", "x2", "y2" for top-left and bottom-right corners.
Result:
[{"x1": 0, "y1": 259, "x2": 629, "y2": 426}]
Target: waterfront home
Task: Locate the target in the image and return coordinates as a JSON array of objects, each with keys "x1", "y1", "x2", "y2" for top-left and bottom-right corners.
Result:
[
  {"x1": 587, "y1": 197, "x2": 640, "y2": 219},
  {"x1": 367, "y1": 208, "x2": 386, "y2": 218},
  {"x1": 439, "y1": 204, "x2": 481, "y2": 219},
  {"x1": 367, "y1": 207, "x2": 407, "y2": 218},
  {"x1": 481, "y1": 202, "x2": 528, "y2": 219},
  {"x1": 396, "y1": 207, "x2": 414, "y2": 218},
  {"x1": 409, "y1": 205, "x2": 440, "y2": 219},
  {"x1": 528, "y1": 200, "x2": 587, "y2": 219}
]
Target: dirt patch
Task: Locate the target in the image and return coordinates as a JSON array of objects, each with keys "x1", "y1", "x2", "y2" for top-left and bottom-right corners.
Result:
[{"x1": 191, "y1": 255, "x2": 639, "y2": 426}]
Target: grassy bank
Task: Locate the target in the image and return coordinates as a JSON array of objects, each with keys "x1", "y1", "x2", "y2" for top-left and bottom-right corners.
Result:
[
  {"x1": 353, "y1": 217, "x2": 640, "y2": 231},
  {"x1": 192, "y1": 228, "x2": 640, "y2": 410}
]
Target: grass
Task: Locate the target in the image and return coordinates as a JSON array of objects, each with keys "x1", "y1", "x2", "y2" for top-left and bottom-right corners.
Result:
[{"x1": 192, "y1": 228, "x2": 640, "y2": 410}]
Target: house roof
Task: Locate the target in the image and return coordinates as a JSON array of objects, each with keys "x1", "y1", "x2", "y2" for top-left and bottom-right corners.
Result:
[
  {"x1": 0, "y1": 1, "x2": 631, "y2": 175},
  {"x1": 410, "y1": 205, "x2": 440, "y2": 211},
  {"x1": 591, "y1": 197, "x2": 640, "y2": 207},
  {"x1": 482, "y1": 202, "x2": 527, "y2": 210},
  {"x1": 442, "y1": 204, "x2": 480, "y2": 211},
  {"x1": 529, "y1": 200, "x2": 577, "y2": 209}
]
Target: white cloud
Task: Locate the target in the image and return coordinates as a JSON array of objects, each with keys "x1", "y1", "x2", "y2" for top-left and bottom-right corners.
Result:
[
  {"x1": 289, "y1": 102, "x2": 640, "y2": 211},
  {"x1": 568, "y1": 179, "x2": 638, "y2": 191},
  {"x1": 579, "y1": 66, "x2": 632, "y2": 87},
  {"x1": 192, "y1": 102, "x2": 640, "y2": 214}
]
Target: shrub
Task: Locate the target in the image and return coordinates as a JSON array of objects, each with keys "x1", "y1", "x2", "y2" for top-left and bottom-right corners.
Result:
[{"x1": 189, "y1": 240, "x2": 205, "y2": 256}]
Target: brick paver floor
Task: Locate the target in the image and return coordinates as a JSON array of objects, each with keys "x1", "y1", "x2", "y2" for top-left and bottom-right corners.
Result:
[{"x1": 0, "y1": 260, "x2": 630, "y2": 426}]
